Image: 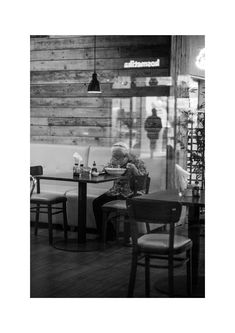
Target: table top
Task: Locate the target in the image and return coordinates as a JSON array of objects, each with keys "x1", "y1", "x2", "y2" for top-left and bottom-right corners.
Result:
[
  {"x1": 37, "y1": 172, "x2": 121, "y2": 184},
  {"x1": 132, "y1": 189, "x2": 205, "y2": 206}
]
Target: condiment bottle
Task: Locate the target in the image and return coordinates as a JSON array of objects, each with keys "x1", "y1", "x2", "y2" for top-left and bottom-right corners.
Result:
[
  {"x1": 73, "y1": 163, "x2": 80, "y2": 177},
  {"x1": 192, "y1": 181, "x2": 200, "y2": 198},
  {"x1": 91, "y1": 161, "x2": 97, "y2": 173},
  {"x1": 80, "y1": 163, "x2": 84, "y2": 176}
]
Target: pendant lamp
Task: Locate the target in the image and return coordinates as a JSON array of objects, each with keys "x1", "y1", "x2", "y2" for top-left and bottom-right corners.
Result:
[{"x1": 88, "y1": 35, "x2": 101, "y2": 93}]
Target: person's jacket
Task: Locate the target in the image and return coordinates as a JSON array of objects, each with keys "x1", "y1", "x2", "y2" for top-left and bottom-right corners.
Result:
[{"x1": 144, "y1": 116, "x2": 162, "y2": 139}]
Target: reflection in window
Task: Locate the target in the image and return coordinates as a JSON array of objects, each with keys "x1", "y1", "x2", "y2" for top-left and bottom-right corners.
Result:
[{"x1": 111, "y1": 96, "x2": 171, "y2": 159}]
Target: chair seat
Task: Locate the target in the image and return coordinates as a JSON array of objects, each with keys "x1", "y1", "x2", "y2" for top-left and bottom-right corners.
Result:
[
  {"x1": 31, "y1": 192, "x2": 67, "y2": 204},
  {"x1": 102, "y1": 199, "x2": 127, "y2": 212},
  {"x1": 138, "y1": 233, "x2": 192, "y2": 254}
]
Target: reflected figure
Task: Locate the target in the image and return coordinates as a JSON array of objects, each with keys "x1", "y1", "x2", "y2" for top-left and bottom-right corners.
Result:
[{"x1": 144, "y1": 108, "x2": 162, "y2": 158}]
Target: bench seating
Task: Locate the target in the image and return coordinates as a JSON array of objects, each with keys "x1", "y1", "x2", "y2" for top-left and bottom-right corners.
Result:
[{"x1": 30, "y1": 143, "x2": 166, "y2": 228}]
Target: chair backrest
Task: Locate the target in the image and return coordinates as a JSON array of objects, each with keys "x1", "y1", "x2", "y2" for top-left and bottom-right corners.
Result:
[
  {"x1": 127, "y1": 198, "x2": 182, "y2": 225},
  {"x1": 127, "y1": 198, "x2": 182, "y2": 249},
  {"x1": 30, "y1": 166, "x2": 43, "y2": 194},
  {"x1": 30, "y1": 175, "x2": 37, "y2": 197},
  {"x1": 130, "y1": 174, "x2": 151, "y2": 196},
  {"x1": 30, "y1": 165, "x2": 43, "y2": 176}
]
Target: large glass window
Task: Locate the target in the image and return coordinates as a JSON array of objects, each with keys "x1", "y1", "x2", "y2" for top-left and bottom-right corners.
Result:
[
  {"x1": 111, "y1": 96, "x2": 170, "y2": 158},
  {"x1": 111, "y1": 95, "x2": 171, "y2": 191}
]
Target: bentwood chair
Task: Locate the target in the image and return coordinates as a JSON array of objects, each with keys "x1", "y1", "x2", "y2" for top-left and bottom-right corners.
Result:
[
  {"x1": 126, "y1": 198, "x2": 192, "y2": 297},
  {"x1": 102, "y1": 175, "x2": 151, "y2": 243},
  {"x1": 30, "y1": 165, "x2": 68, "y2": 245}
]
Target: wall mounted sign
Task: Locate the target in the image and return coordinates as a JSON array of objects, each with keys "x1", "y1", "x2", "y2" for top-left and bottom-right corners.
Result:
[{"x1": 124, "y1": 59, "x2": 160, "y2": 68}]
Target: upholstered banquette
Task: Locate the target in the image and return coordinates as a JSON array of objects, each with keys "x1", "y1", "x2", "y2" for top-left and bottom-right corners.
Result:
[{"x1": 30, "y1": 143, "x2": 166, "y2": 228}]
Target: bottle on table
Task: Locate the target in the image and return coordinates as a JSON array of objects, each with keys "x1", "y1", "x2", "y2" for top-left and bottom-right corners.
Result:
[
  {"x1": 192, "y1": 180, "x2": 200, "y2": 198},
  {"x1": 91, "y1": 161, "x2": 99, "y2": 176},
  {"x1": 79, "y1": 163, "x2": 84, "y2": 176},
  {"x1": 91, "y1": 161, "x2": 97, "y2": 173},
  {"x1": 73, "y1": 163, "x2": 80, "y2": 177}
]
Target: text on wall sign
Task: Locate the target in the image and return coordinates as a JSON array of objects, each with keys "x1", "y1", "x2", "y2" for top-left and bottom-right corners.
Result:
[{"x1": 124, "y1": 59, "x2": 160, "y2": 68}]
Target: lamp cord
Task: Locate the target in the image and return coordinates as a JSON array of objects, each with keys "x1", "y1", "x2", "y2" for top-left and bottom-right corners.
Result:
[{"x1": 94, "y1": 35, "x2": 96, "y2": 73}]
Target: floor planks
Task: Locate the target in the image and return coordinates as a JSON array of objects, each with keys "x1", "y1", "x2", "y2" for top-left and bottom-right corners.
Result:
[{"x1": 30, "y1": 226, "x2": 205, "y2": 298}]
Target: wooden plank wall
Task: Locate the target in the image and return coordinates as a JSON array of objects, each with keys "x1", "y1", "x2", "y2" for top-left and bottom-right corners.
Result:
[{"x1": 30, "y1": 35, "x2": 171, "y2": 146}]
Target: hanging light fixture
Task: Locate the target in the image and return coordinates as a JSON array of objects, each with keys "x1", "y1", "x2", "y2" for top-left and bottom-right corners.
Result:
[{"x1": 88, "y1": 35, "x2": 101, "y2": 93}]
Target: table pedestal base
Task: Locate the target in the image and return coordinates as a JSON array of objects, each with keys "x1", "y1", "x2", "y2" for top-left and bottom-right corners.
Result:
[{"x1": 53, "y1": 238, "x2": 106, "y2": 252}]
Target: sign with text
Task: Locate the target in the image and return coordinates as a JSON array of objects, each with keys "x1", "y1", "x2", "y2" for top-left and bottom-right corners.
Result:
[{"x1": 124, "y1": 59, "x2": 160, "y2": 68}]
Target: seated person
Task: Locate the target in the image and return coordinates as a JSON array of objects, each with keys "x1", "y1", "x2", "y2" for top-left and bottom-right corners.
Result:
[{"x1": 93, "y1": 142, "x2": 147, "y2": 240}]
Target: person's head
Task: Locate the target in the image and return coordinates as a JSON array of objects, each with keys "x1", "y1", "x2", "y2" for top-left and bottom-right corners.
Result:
[
  {"x1": 111, "y1": 142, "x2": 129, "y2": 167},
  {"x1": 152, "y1": 108, "x2": 157, "y2": 116}
]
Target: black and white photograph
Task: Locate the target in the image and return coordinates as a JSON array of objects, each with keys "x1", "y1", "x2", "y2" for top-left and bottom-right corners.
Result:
[
  {"x1": 2, "y1": 1, "x2": 235, "y2": 333},
  {"x1": 30, "y1": 34, "x2": 205, "y2": 298}
]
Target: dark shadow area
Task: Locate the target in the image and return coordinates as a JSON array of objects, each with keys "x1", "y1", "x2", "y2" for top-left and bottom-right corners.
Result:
[{"x1": 30, "y1": 224, "x2": 204, "y2": 298}]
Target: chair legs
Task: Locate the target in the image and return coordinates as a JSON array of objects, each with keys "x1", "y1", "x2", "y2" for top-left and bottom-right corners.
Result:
[
  {"x1": 186, "y1": 248, "x2": 192, "y2": 296},
  {"x1": 102, "y1": 211, "x2": 109, "y2": 243},
  {"x1": 168, "y1": 258, "x2": 174, "y2": 297},
  {"x1": 114, "y1": 217, "x2": 119, "y2": 239},
  {"x1": 102, "y1": 211, "x2": 120, "y2": 243},
  {"x1": 128, "y1": 251, "x2": 193, "y2": 297},
  {"x1": 145, "y1": 256, "x2": 150, "y2": 297},
  {"x1": 116, "y1": 215, "x2": 129, "y2": 242},
  {"x1": 102, "y1": 210, "x2": 131, "y2": 244},
  {"x1": 48, "y1": 204, "x2": 53, "y2": 245},
  {"x1": 62, "y1": 202, "x2": 68, "y2": 240},
  {"x1": 33, "y1": 201, "x2": 68, "y2": 245},
  {"x1": 167, "y1": 251, "x2": 192, "y2": 297},
  {"x1": 123, "y1": 219, "x2": 131, "y2": 244},
  {"x1": 34, "y1": 204, "x2": 40, "y2": 236},
  {"x1": 128, "y1": 252, "x2": 138, "y2": 297}
]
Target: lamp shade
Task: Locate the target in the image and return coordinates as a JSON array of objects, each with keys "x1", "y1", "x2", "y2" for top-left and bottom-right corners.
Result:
[{"x1": 87, "y1": 72, "x2": 101, "y2": 93}]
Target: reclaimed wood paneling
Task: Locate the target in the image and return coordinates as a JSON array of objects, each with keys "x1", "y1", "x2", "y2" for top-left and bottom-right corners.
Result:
[
  {"x1": 30, "y1": 126, "x2": 49, "y2": 136},
  {"x1": 31, "y1": 83, "x2": 111, "y2": 96},
  {"x1": 31, "y1": 97, "x2": 111, "y2": 108},
  {"x1": 48, "y1": 117, "x2": 111, "y2": 127},
  {"x1": 30, "y1": 35, "x2": 171, "y2": 146},
  {"x1": 31, "y1": 84, "x2": 170, "y2": 97},
  {"x1": 31, "y1": 45, "x2": 169, "y2": 61},
  {"x1": 31, "y1": 35, "x2": 171, "y2": 51},
  {"x1": 30, "y1": 56, "x2": 169, "y2": 71},
  {"x1": 30, "y1": 68, "x2": 169, "y2": 84},
  {"x1": 31, "y1": 117, "x2": 48, "y2": 126},
  {"x1": 31, "y1": 125, "x2": 111, "y2": 137},
  {"x1": 31, "y1": 135, "x2": 116, "y2": 146},
  {"x1": 30, "y1": 107, "x2": 111, "y2": 118}
]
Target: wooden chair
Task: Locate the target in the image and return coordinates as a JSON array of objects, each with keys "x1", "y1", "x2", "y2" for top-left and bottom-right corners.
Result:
[
  {"x1": 126, "y1": 198, "x2": 192, "y2": 297},
  {"x1": 102, "y1": 175, "x2": 151, "y2": 243},
  {"x1": 30, "y1": 175, "x2": 37, "y2": 198},
  {"x1": 30, "y1": 166, "x2": 68, "y2": 245}
]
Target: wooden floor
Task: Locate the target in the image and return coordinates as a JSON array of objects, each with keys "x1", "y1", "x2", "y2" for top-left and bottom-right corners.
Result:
[{"x1": 30, "y1": 226, "x2": 205, "y2": 298}]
